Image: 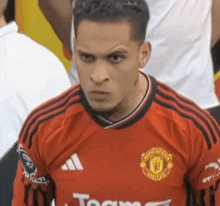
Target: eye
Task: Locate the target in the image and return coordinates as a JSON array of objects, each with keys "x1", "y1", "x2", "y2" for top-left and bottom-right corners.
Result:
[
  {"x1": 81, "y1": 54, "x2": 95, "y2": 62},
  {"x1": 108, "y1": 54, "x2": 125, "y2": 63}
]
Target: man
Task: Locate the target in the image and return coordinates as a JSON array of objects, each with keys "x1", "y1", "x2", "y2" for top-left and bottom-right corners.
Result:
[
  {"x1": 13, "y1": 0, "x2": 220, "y2": 205},
  {"x1": 39, "y1": 0, "x2": 220, "y2": 125},
  {"x1": 0, "y1": 0, "x2": 71, "y2": 204}
]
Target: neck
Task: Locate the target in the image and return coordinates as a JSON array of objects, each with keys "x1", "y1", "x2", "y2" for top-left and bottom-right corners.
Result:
[
  {"x1": 0, "y1": 16, "x2": 7, "y2": 28},
  {"x1": 107, "y1": 72, "x2": 148, "y2": 122}
]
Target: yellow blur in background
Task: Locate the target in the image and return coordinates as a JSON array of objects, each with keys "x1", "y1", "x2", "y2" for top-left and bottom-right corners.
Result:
[
  {"x1": 216, "y1": 71, "x2": 220, "y2": 101},
  {"x1": 16, "y1": 0, "x2": 71, "y2": 73},
  {"x1": 216, "y1": 71, "x2": 220, "y2": 82}
]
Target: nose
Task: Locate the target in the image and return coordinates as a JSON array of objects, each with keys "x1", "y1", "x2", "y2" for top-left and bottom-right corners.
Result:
[{"x1": 90, "y1": 60, "x2": 110, "y2": 84}]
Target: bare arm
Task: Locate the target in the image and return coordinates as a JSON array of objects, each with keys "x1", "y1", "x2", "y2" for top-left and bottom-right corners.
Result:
[
  {"x1": 211, "y1": 0, "x2": 220, "y2": 47},
  {"x1": 38, "y1": 0, "x2": 73, "y2": 48}
]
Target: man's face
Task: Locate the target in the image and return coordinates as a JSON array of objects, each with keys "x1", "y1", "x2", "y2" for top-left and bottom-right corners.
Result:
[{"x1": 75, "y1": 19, "x2": 149, "y2": 112}]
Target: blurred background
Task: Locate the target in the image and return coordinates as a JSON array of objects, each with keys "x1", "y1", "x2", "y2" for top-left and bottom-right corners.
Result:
[{"x1": 5, "y1": 0, "x2": 71, "y2": 73}]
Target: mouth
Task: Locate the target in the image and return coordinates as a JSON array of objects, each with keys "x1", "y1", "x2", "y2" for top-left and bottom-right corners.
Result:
[
  {"x1": 90, "y1": 91, "x2": 109, "y2": 95},
  {"x1": 89, "y1": 91, "x2": 110, "y2": 102}
]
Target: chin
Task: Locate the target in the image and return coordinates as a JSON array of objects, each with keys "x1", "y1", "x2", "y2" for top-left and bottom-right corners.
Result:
[
  {"x1": 91, "y1": 105, "x2": 114, "y2": 112},
  {"x1": 89, "y1": 101, "x2": 115, "y2": 112}
]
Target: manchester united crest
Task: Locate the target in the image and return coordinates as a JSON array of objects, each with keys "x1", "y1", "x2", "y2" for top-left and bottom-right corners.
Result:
[{"x1": 140, "y1": 147, "x2": 173, "y2": 181}]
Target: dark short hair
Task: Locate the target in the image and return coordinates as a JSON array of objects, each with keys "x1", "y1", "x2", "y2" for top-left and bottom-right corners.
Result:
[
  {"x1": 4, "y1": 0, "x2": 15, "y2": 23},
  {"x1": 73, "y1": 0, "x2": 150, "y2": 43}
]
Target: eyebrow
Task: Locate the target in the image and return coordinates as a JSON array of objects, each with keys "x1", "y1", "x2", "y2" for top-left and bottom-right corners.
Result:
[
  {"x1": 76, "y1": 49, "x2": 129, "y2": 56},
  {"x1": 107, "y1": 50, "x2": 129, "y2": 56}
]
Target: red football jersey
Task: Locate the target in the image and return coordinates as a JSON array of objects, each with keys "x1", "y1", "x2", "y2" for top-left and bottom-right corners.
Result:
[{"x1": 13, "y1": 75, "x2": 220, "y2": 206}]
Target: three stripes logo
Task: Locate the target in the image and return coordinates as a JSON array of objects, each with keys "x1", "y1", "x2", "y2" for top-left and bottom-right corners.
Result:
[{"x1": 61, "y1": 153, "x2": 84, "y2": 171}]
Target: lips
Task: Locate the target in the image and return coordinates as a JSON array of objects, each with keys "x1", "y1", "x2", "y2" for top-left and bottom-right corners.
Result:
[
  {"x1": 89, "y1": 91, "x2": 110, "y2": 101},
  {"x1": 90, "y1": 91, "x2": 109, "y2": 95}
]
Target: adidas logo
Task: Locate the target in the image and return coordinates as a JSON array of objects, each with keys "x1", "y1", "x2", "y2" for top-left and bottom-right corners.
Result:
[{"x1": 61, "y1": 153, "x2": 84, "y2": 171}]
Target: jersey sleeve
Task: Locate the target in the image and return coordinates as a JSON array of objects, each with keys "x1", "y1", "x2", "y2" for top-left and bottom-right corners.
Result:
[
  {"x1": 12, "y1": 116, "x2": 55, "y2": 206},
  {"x1": 187, "y1": 116, "x2": 220, "y2": 205}
]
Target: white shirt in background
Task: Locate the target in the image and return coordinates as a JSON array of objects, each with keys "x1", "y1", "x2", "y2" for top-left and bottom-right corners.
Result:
[
  {"x1": 145, "y1": 0, "x2": 219, "y2": 109},
  {"x1": 0, "y1": 21, "x2": 71, "y2": 158}
]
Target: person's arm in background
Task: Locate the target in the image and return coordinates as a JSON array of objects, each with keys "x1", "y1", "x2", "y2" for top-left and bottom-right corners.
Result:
[
  {"x1": 211, "y1": 0, "x2": 220, "y2": 48},
  {"x1": 38, "y1": 0, "x2": 73, "y2": 49},
  {"x1": 39, "y1": 0, "x2": 80, "y2": 84}
]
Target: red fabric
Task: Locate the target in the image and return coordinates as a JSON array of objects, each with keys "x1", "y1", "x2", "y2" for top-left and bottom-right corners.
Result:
[{"x1": 13, "y1": 79, "x2": 220, "y2": 206}]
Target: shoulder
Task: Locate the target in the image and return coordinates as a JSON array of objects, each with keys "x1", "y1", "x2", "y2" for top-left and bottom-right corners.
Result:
[
  {"x1": 18, "y1": 84, "x2": 83, "y2": 150},
  {"x1": 0, "y1": 22, "x2": 68, "y2": 76},
  {"x1": 1, "y1": 29, "x2": 65, "y2": 70},
  {"x1": 0, "y1": 54, "x2": 71, "y2": 109},
  {"x1": 0, "y1": 28, "x2": 71, "y2": 105},
  {"x1": 1, "y1": 30, "x2": 68, "y2": 77},
  {"x1": 151, "y1": 78, "x2": 220, "y2": 150}
]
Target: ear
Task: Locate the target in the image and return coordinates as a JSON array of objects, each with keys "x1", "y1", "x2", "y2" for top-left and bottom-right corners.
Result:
[{"x1": 139, "y1": 42, "x2": 151, "y2": 68}]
